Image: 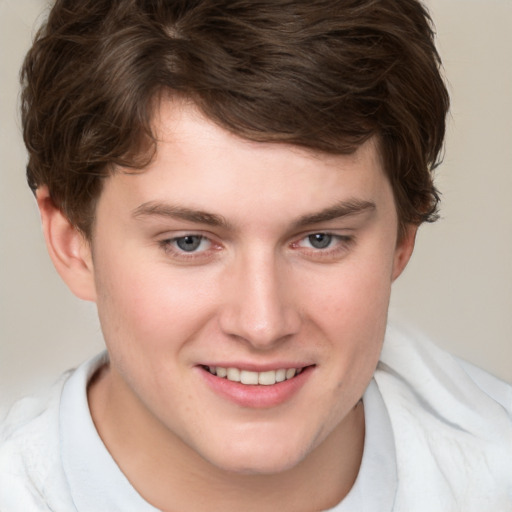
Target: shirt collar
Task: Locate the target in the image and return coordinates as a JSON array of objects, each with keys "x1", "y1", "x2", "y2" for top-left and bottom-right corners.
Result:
[
  {"x1": 329, "y1": 379, "x2": 397, "y2": 511},
  {"x1": 59, "y1": 351, "x2": 159, "y2": 512}
]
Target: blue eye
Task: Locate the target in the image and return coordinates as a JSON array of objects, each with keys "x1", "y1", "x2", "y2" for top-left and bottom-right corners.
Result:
[
  {"x1": 175, "y1": 235, "x2": 204, "y2": 252},
  {"x1": 292, "y1": 232, "x2": 354, "y2": 260},
  {"x1": 307, "y1": 233, "x2": 333, "y2": 249},
  {"x1": 158, "y1": 234, "x2": 219, "y2": 263}
]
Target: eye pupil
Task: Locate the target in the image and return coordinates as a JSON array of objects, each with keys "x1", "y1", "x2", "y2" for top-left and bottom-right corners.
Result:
[
  {"x1": 176, "y1": 235, "x2": 202, "y2": 252},
  {"x1": 308, "y1": 233, "x2": 332, "y2": 249}
]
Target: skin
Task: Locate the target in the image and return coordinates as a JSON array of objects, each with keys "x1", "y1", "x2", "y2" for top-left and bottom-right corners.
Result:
[{"x1": 37, "y1": 98, "x2": 416, "y2": 511}]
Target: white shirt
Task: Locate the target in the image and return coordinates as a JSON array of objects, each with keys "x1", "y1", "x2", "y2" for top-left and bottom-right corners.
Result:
[{"x1": 1, "y1": 324, "x2": 511, "y2": 511}]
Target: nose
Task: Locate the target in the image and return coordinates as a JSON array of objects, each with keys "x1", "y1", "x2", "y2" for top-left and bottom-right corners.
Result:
[{"x1": 218, "y1": 249, "x2": 301, "y2": 349}]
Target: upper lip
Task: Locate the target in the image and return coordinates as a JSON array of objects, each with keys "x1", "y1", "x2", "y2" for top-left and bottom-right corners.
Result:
[{"x1": 199, "y1": 362, "x2": 314, "y2": 372}]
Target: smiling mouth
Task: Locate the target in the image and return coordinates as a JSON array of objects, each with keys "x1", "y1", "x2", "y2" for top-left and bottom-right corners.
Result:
[{"x1": 202, "y1": 366, "x2": 308, "y2": 386}]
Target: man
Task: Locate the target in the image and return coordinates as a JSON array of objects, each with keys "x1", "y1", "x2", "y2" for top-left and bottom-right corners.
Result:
[{"x1": 1, "y1": 0, "x2": 511, "y2": 511}]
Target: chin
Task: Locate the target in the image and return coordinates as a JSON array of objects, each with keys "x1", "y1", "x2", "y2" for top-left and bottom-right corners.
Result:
[
  {"x1": 198, "y1": 428, "x2": 316, "y2": 476},
  {"x1": 211, "y1": 451, "x2": 305, "y2": 476}
]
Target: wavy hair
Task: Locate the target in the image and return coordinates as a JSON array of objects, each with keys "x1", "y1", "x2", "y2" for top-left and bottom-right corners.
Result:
[{"x1": 21, "y1": 0, "x2": 449, "y2": 239}]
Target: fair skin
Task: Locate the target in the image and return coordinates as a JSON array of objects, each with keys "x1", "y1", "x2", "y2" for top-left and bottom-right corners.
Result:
[{"x1": 37, "y1": 99, "x2": 416, "y2": 511}]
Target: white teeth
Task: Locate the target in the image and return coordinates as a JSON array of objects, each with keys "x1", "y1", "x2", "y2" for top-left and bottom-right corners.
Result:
[
  {"x1": 286, "y1": 368, "x2": 297, "y2": 380},
  {"x1": 227, "y1": 367, "x2": 240, "y2": 382},
  {"x1": 275, "y1": 369, "x2": 286, "y2": 383},
  {"x1": 240, "y1": 370, "x2": 259, "y2": 385},
  {"x1": 258, "y1": 370, "x2": 277, "y2": 386},
  {"x1": 208, "y1": 366, "x2": 304, "y2": 385}
]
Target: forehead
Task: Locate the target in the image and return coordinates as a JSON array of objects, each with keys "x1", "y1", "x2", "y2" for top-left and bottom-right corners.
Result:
[
  {"x1": 152, "y1": 97, "x2": 382, "y2": 165},
  {"x1": 102, "y1": 98, "x2": 393, "y2": 229}
]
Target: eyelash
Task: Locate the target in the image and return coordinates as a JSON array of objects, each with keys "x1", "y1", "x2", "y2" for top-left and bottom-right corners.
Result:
[
  {"x1": 158, "y1": 232, "x2": 354, "y2": 262},
  {"x1": 290, "y1": 233, "x2": 354, "y2": 260},
  {"x1": 158, "y1": 235, "x2": 218, "y2": 262}
]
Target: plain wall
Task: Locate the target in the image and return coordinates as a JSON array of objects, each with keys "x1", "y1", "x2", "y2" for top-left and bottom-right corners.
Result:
[{"x1": 1, "y1": 0, "x2": 511, "y2": 414}]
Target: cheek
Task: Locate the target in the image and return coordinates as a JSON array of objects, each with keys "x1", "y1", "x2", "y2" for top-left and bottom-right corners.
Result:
[
  {"x1": 307, "y1": 258, "x2": 393, "y2": 329},
  {"x1": 302, "y1": 253, "x2": 393, "y2": 384},
  {"x1": 300, "y1": 264, "x2": 390, "y2": 445},
  {"x1": 93, "y1": 257, "x2": 215, "y2": 353}
]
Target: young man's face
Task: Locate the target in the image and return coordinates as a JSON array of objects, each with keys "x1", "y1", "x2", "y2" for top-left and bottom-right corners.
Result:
[{"x1": 75, "y1": 99, "x2": 414, "y2": 474}]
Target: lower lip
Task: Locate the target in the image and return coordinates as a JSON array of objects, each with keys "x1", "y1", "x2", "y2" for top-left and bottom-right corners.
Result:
[{"x1": 198, "y1": 366, "x2": 314, "y2": 409}]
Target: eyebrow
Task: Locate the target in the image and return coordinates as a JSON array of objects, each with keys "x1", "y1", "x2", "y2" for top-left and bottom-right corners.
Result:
[
  {"x1": 292, "y1": 199, "x2": 376, "y2": 228},
  {"x1": 132, "y1": 201, "x2": 231, "y2": 229},
  {"x1": 132, "y1": 198, "x2": 376, "y2": 229}
]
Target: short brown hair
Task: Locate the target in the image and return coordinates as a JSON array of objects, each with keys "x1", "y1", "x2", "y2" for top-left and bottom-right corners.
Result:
[{"x1": 21, "y1": 0, "x2": 449, "y2": 239}]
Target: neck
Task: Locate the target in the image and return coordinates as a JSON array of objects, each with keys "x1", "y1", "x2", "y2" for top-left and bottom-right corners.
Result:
[{"x1": 88, "y1": 364, "x2": 365, "y2": 512}]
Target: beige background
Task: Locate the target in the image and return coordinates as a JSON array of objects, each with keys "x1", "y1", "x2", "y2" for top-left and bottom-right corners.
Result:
[{"x1": 1, "y1": 0, "x2": 511, "y2": 413}]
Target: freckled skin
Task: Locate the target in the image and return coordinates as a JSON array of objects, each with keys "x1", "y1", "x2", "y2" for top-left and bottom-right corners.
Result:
[{"x1": 48, "y1": 99, "x2": 415, "y2": 510}]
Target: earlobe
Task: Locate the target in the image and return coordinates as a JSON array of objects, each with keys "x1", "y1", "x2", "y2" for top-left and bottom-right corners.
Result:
[
  {"x1": 36, "y1": 186, "x2": 97, "y2": 302},
  {"x1": 392, "y1": 224, "x2": 417, "y2": 281}
]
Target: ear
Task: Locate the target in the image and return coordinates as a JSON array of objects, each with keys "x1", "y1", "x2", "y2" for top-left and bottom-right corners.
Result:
[
  {"x1": 36, "y1": 186, "x2": 97, "y2": 302},
  {"x1": 392, "y1": 224, "x2": 417, "y2": 281}
]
